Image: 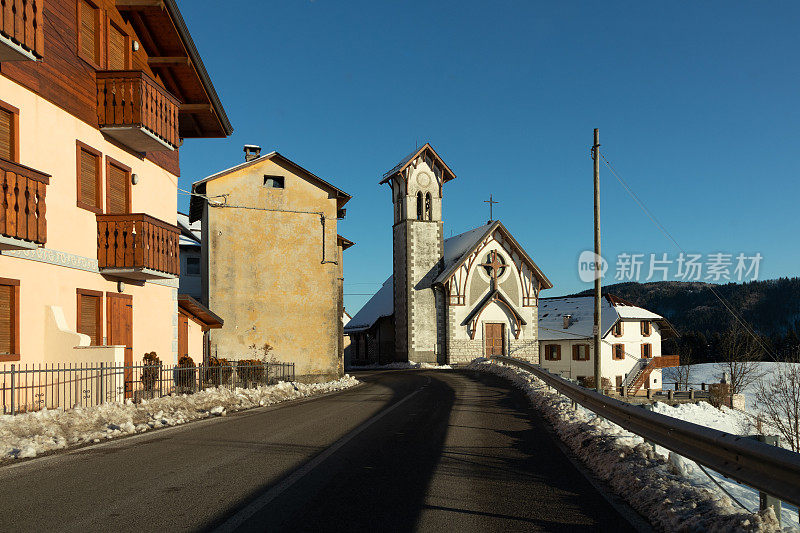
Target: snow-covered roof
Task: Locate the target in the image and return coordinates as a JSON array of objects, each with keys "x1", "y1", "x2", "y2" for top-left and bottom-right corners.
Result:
[
  {"x1": 378, "y1": 143, "x2": 456, "y2": 184},
  {"x1": 177, "y1": 212, "x2": 201, "y2": 246},
  {"x1": 343, "y1": 276, "x2": 394, "y2": 333},
  {"x1": 538, "y1": 295, "x2": 670, "y2": 341}
]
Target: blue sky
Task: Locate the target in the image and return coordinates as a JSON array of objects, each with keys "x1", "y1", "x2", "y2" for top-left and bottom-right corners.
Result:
[{"x1": 176, "y1": 1, "x2": 800, "y2": 314}]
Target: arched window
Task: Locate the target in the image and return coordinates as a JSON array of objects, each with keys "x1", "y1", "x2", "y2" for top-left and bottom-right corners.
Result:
[
  {"x1": 425, "y1": 193, "x2": 432, "y2": 221},
  {"x1": 416, "y1": 191, "x2": 423, "y2": 220}
]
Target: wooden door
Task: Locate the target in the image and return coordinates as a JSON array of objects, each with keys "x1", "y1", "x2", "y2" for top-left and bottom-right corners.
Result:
[
  {"x1": 178, "y1": 312, "x2": 189, "y2": 359},
  {"x1": 107, "y1": 294, "x2": 133, "y2": 398},
  {"x1": 484, "y1": 323, "x2": 505, "y2": 356}
]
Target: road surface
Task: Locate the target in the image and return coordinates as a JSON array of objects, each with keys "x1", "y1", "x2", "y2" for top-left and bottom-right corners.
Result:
[{"x1": 0, "y1": 369, "x2": 642, "y2": 532}]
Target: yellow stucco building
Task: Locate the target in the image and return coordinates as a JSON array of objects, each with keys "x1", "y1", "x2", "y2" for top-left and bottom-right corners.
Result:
[{"x1": 190, "y1": 147, "x2": 353, "y2": 382}]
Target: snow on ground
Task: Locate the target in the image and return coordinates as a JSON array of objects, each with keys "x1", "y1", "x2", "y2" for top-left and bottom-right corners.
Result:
[
  {"x1": 469, "y1": 358, "x2": 790, "y2": 532},
  {"x1": 347, "y1": 360, "x2": 452, "y2": 370},
  {"x1": 0, "y1": 376, "x2": 360, "y2": 461}
]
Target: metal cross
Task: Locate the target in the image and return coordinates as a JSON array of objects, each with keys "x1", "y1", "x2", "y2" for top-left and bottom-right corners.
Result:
[
  {"x1": 484, "y1": 194, "x2": 499, "y2": 223},
  {"x1": 479, "y1": 250, "x2": 504, "y2": 282}
]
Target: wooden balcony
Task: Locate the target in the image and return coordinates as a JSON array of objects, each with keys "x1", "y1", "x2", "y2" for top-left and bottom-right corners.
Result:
[
  {"x1": 0, "y1": 157, "x2": 49, "y2": 250},
  {"x1": 96, "y1": 71, "x2": 180, "y2": 153},
  {"x1": 97, "y1": 213, "x2": 180, "y2": 280},
  {"x1": 652, "y1": 355, "x2": 680, "y2": 368},
  {"x1": 0, "y1": 0, "x2": 44, "y2": 61}
]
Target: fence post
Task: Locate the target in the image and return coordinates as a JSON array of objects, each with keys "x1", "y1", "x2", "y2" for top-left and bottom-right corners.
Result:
[
  {"x1": 750, "y1": 435, "x2": 782, "y2": 523},
  {"x1": 689, "y1": 389, "x2": 695, "y2": 400},
  {"x1": 10, "y1": 364, "x2": 15, "y2": 415},
  {"x1": 99, "y1": 362, "x2": 105, "y2": 405},
  {"x1": 667, "y1": 389, "x2": 674, "y2": 401}
]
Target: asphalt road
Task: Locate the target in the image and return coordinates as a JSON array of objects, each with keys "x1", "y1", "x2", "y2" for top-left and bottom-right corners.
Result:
[{"x1": 0, "y1": 370, "x2": 641, "y2": 532}]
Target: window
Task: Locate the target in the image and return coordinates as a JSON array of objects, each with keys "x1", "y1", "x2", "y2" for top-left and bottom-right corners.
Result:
[
  {"x1": 544, "y1": 344, "x2": 561, "y2": 361},
  {"x1": 186, "y1": 257, "x2": 200, "y2": 276},
  {"x1": 641, "y1": 320, "x2": 651, "y2": 337},
  {"x1": 572, "y1": 344, "x2": 590, "y2": 361},
  {"x1": 425, "y1": 192, "x2": 432, "y2": 221},
  {"x1": 76, "y1": 141, "x2": 102, "y2": 212},
  {"x1": 78, "y1": 0, "x2": 102, "y2": 67},
  {"x1": 0, "y1": 100, "x2": 19, "y2": 162},
  {"x1": 105, "y1": 157, "x2": 131, "y2": 214},
  {"x1": 416, "y1": 191, "x2": 423, "y2": 220},
  {"x1": 263, "y1": 175, "x2": 284, "y2": 188},
  {"x1": 482, "y1": 251, "x2": 506, "y2": 278},
  {"x1": 611, "y1": 321, "x2": 623, "y2": 337},
  {"x1": 106, "y1": 21, "x2": 129, "y2": 70},
  {"x1": 641, "y1": 343, "x2": 652, "y2": 359},
  {"x1": 77, "y1": 289, "x2": 102, "y2": 346},
  {"x1": 0, "y1": 278, "x2": 20, "y2": 360},
  {"x1": 613, "y1": 344, "x2": 625, "y2": 360}
]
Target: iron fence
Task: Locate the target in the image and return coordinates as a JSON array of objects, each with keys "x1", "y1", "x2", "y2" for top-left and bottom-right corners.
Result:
[{"x1": 0, "y1": 361, "x2": 295, "y2": 415}]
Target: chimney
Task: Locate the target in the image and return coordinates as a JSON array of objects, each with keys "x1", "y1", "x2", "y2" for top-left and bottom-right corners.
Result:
[
  {"x1": 244, "y1": 144, "x2": 261, "y2": 162},
  {"x1": 563, "y1": 314, "x2": 572, "y2": 329}
]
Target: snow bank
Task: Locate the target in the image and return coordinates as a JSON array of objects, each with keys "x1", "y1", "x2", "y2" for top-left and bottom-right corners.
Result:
[
  {"x1": 348, "y1": 360, "x2": 452, "y2": 370},
  {"x1": 0, "y1": 376, "x2": 360, "y2": 461},
  {"x1": 469, "y1": 359, "x2": 785, "y2": 532}
]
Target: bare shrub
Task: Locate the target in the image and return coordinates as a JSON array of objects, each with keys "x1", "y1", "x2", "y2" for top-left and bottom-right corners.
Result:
[
  {"x1": 715, "y1": 323, "x2": 765, "y2": 395},
  {"x1": 754, "y1": 365, "x2": 800, "y2": 452}
]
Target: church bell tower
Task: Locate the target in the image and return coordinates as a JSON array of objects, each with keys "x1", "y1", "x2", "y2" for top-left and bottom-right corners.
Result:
[{"x1": 380, "y1": 144, "x2": 456, "y2": 363}]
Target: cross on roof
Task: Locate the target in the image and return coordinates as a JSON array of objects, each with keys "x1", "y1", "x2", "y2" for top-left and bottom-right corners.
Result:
[{"x1": 484, "y1": 194, "x2": 499, "y2": 223}]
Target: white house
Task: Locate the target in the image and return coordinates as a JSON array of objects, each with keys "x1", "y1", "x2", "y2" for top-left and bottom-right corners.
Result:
[{"x1": 538, "y1": 295, "x2": 678, "y2": 394}]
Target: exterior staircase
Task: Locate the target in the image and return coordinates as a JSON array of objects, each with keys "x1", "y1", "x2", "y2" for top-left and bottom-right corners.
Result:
[{"x1": 624, "y1": 355, "x2": 680, "y2": 396}]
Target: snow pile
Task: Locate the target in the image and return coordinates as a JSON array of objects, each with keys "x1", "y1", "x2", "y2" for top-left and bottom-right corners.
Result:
[
  {"x1": 348, "y1": 360, "x2": 452, "y2": 370},
  {"x1": 469, "y1": 359, "x2": 784, "y2": 532},
  {"x1": 0, "y1": 376, "x2": 360, "y2": 460}
]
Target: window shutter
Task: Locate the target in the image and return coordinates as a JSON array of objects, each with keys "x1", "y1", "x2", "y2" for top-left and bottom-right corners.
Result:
[
  {"x1": 108, "y1": 24, "x2": 126, "y2": 70},
  {"x1": 0, "y1": 108, "x2": 12, "y2": 161},
  {"x1": 78, "y1": 294, "x2": 100, "y2": 346},
  {"x1": 80, "y1": 149, "x2": 99, "y2": 207},
  {"x1": 555, "y1": 345, "x2": 561, "y2": 360},
  {"x1": 0, "y1": 285, "x2": 15, "y2": 355},
  {"x1": 572, "y1": 345, "x2": 579, "y2": 361},
  {"x1": 107, "y1": 164, "x2": 129, "y2": 214},
  {"x1": 178, "y1": 313, "x2": 188, "y2": 357},
  {"x1": 80, "y1": 1, "x2": 98, "y2": 63}
]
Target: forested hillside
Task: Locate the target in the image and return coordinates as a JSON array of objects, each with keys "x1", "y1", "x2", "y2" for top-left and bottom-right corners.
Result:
[{"x1": 568, "y1": 278, "x2": 800, "y2": 362}]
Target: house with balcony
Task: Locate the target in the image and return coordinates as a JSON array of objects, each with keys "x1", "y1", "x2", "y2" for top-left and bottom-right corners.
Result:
[
  {"x1": 0, "y1": 0, "x2": 231, "y2": 380},
  {"x1": 538, "y1": 295, "x2": 679, "y2": 395}
]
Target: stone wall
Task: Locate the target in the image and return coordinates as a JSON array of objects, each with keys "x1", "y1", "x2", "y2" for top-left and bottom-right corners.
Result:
[
  {"x1": 509, "y1": 338, "x2": 539, "y2": 363},
  {"x1": 448, "y1": 338, "x2": 484, "y2": 364}
]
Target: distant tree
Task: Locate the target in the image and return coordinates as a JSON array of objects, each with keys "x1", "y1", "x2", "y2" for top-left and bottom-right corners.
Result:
[
  {"x1": 754, "y1": 364, "x2": 800, "y2": 452},
  {"x1": 675, "y1": 345, "x2": 694, "y2": 391},
  {"x1": 715, "y1": 323, "x2": 766, "y2": 395}
]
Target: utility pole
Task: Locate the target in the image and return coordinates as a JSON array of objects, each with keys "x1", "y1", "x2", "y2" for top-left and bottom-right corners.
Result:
[{"x1": 592, "y1": 128, "x2": 602, "y2": 393}]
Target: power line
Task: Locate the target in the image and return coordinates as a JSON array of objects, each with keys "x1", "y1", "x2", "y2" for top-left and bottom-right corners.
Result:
[{"x1": 600, "y1": 153, "x2": 778, "y2": 362}]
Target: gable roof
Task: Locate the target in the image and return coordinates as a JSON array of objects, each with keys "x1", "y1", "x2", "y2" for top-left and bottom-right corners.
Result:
[
  {"x1": 189, "y1": 151, "x2": 352, "y2": 222},
  {"x1": 343, "y1": 276, "x2": 394, "y2": 333},
  {"x1": 379, "y1": 143, "x2": 456, "y2": 185},
  {"x1": 433, "y1": 221, "x2": 553, "y2": 289},
  {"x1": 337, "y1": 235, "x2": 355, "y2": 251},
  {"x1": 462, "y1": 288, "x2": 527, "y2": 327}
]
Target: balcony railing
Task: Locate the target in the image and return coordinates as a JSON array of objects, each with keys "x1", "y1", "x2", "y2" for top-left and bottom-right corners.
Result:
[
  {"x1": 0, "y1": 157, "x2": 49, "y2": 248},
  {"x1": 652, "y1": 355, "x2": 680, "y2": 368},
  {"x1": 97, "y1": 213, "x2": 180, "y2": 279},
  {"x1": 96, "y1": 71, "x2": 180, "y2": 152},
  {"x1": 0, "y1": 0, "x2": 44, "y2": 61}
]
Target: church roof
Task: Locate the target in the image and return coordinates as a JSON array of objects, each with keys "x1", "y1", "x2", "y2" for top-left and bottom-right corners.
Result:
[
  {"x1": 378, "y1": 143, "x2": 456, "y2": 185},
  {"x1": 433, "y1": 221, "x2": 553, "y2": 289},
  {"x1": 343, "y1": 276, "x2": 394, "y2": 333}
]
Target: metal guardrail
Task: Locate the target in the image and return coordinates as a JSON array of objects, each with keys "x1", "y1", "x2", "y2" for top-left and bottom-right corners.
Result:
[{"x1": 490, "y1": 356, "x2": 800, "y2": 509}]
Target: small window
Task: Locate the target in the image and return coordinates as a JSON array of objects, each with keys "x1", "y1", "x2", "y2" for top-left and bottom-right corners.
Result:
[
  {"x1": 106, "y1": 158, "x2": 131, "y2": 214},
  {"x1": 77, "y1": 141, "x2": 103, "y2": 213},
  {"x1": 77, "y1": 289, "x2": 102, "y2": 346},
  {"x1": 612, "y1": 321, "x2": 623, "y2": 337},
  {"x1": 416, "y1": 191, "x2": 423, "y2": 220},
  {"x1": 573, "y1": 344, "x2": 590, "y2": 361},
  {"x1": 0, "y1": 100, "x2": 19, "y2": 162},
  {"x1": 545, "y1": 344, "x2": 561, "y2": 361},
  {"x1": 107, "y1": 21, "x2": 129, "y2": 70},
  {"x1": 641, "y1": 343, "x2": 652, "y2": 359},
  {"x1": 0, "y1": 278, "x2": 20, "y2": 359},
  {"x1": 263, "y1": 175, "x2": 284, "y2": 188},
  {"x1": 425, "y1": 192, "x2": 432, "y2": 221},
  {"x1": 613, "y1": 344, "x2": 625, "y2": 360},
  {"x1": 186, "y1": 257, "x2": 200, "y2": 276},
  {"x1": 641, "y1": 321, "x2": 651, "y2": 337},
  {"x1": 78, "y1": 0, "x2": 102, "y2": 66}
]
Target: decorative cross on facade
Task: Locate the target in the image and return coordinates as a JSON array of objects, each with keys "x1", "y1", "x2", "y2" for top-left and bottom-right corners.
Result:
[
  {"x1": 484, "y1": 194, "x2": 499, "y2": 223},
  {"x1": 479, "y1": 250, "x2": 505, "y2": 284}
]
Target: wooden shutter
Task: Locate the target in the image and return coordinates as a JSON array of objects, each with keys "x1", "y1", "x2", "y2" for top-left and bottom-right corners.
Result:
[
  {"x1": 108, "y1": 24, "x2": 126, "y2": 70},
  {"x1": 79, "y1": 1, "x2": 99, "y2": 63},
  {"x1": 572, "y1": 345, "x2": 579, "y2": 361},
  {"x1": 554, "y1": 345, "x2": 561, "y2": 361},
  {"x1": 0, "y1": 284, "x2": 16, "y2": 355},
  {"x1": 107, "y1": 163, "x2": 129, "y2": 214},
  {"x1": 80, "y1": 148, "x2": 99, "y2": 207},
  {"x1": 78, "y1": 294, "x2": 101, "y2": 346},
  {"x1": 178, "y1": 313, "x2": 188, "y2": 358},
  {"x1": 641, "y1": 343, "x2": 651, "y2": 358},
  {"x1": 0, "y1": 108, "x2": 13, "y2": 161}
]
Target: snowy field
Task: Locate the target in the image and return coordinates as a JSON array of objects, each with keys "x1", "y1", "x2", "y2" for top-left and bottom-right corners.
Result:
[
  {"x1": 470, "y1": 359, "x2": 797, "y2": 532},
  {"x1": 347, "y1": 360, "x2": 452, "y2": 370},
  {"x1": 0, "y1": 376, "x2": 360, "y2": 461}
]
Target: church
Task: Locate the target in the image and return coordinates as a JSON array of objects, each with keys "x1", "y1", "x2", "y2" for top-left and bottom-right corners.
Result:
[{"x1": 345, "y1": 144, "x2": 552, "y2": 365}]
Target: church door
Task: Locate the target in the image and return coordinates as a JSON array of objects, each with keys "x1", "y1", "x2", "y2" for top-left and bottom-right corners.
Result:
[{"x1": 484, "y1": 323, "x2": 505, "y2": 356}]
